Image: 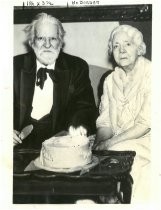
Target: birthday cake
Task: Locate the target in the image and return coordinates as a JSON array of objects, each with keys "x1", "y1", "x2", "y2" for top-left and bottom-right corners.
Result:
[{"x1": 39, "y1": 135, "x2": 92, "y2": 169}]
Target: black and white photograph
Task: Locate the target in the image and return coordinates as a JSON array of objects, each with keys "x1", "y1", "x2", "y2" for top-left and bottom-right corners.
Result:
[{"x1": 0, "y1": 0, "x2": 161, "y2": 209}]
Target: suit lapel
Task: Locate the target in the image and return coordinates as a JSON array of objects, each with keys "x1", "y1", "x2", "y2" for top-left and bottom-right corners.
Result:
[
  {"x1": 51, "y1": 52, "x2": 71, "y2": 130},
  {"x1": 19, "y1": 52, "x2": 36, "y2": 129}
]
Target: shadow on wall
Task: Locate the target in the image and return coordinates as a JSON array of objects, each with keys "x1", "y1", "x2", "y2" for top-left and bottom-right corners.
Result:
[{"x1": 89, "y1": 65, "x2": 113, "y2": 107}]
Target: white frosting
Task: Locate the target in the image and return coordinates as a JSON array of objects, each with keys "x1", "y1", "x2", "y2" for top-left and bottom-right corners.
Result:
[
  {"x1": 46, "y1": 135, "x2": 89, "y2": 147},
  {"x1": 40, "y1": 135, "x2": 92, "y2": 169}
]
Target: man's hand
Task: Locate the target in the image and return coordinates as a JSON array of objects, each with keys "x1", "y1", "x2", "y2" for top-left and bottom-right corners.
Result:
[
  {"x1": 69, "y1": 126, "x2": 87, "y2": 136},
  {"x1": 13, "y1": 130, "x2": 22, "y2": 146},
  {"x1": 13, "y1": 125, "x2": 33, "y2": 147}
]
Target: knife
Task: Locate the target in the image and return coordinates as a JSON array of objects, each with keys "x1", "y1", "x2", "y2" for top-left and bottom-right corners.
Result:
[{"x1": 19, "y1": 124, "x2": 33, "y2": 140}]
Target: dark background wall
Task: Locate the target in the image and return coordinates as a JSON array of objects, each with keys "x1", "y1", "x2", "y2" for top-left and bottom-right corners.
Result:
[{"x1": 120, "y1": 21, "x2": 152, "y2": 60}]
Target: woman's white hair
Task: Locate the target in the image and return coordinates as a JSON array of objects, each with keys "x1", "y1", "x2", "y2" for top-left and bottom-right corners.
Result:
[
  {"x1": 108, "y1": 24, "x2": 146, "y2": 56},
  {"x1": 24, "y1": 13, "x2": 65, "y2": 47}
]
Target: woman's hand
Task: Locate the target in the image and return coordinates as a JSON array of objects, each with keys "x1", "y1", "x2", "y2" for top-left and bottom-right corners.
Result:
[
  {"x1": 13, "y1": 130, "x2": 22, "y2": 147},
  {"x1": 94, "y1": 140, "x2": 107, "y2": 150},
  {"x1": 94, "y1": 138, "x2": 115, "y2": 150},
  {"x1": 93, "y1": 126, "x2": 113, "y2": 150}
]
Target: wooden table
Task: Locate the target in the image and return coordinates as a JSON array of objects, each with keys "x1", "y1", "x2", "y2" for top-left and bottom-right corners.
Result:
[{"x1": 13, "y1": 149, "x2": 135, "y2": 204}]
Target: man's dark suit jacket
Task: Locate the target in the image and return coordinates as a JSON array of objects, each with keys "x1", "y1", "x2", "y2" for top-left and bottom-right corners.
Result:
[{"x1": 14, "y1": 51, "x2": 97, "y2": 139}]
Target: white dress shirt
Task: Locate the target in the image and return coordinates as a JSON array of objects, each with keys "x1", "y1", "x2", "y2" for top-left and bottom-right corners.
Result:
[{"x1": 31, "y1": 60, "x2": 55, "y2": 120}]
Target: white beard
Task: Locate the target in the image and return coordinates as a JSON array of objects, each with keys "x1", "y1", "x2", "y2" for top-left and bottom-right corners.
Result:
[{"x1": 33, "y1": 46, "x2": 61, "y2": 65}]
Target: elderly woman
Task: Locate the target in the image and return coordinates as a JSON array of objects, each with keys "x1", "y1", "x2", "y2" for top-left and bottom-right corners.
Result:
[{"x1": 94, "y1": 25, "x2": 151, "y2": 203}]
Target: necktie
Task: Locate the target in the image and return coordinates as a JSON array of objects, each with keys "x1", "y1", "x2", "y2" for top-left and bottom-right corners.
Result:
[{"x1": 36, "y1": 67, "x2": 55, "y2": 89}]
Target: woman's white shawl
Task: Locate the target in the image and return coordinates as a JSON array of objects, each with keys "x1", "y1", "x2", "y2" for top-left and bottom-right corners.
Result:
[{"x1": 96, "y1": 56, "x2": 151, "y2": 136}]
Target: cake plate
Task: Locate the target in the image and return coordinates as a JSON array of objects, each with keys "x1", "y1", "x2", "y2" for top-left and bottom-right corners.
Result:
[{"x1": 33, "y1": 155, "x2": 99, "y2": 173}]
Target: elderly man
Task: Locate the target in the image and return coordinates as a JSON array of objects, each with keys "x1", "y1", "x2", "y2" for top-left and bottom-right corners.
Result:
[{"x1": 14, "y1": 13, "x2": 97, "y2": 148}]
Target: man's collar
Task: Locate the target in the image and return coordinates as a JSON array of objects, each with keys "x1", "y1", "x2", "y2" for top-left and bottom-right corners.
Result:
[{"x1": 36, "y1": 59, "x2": 56, "y2": 71}]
